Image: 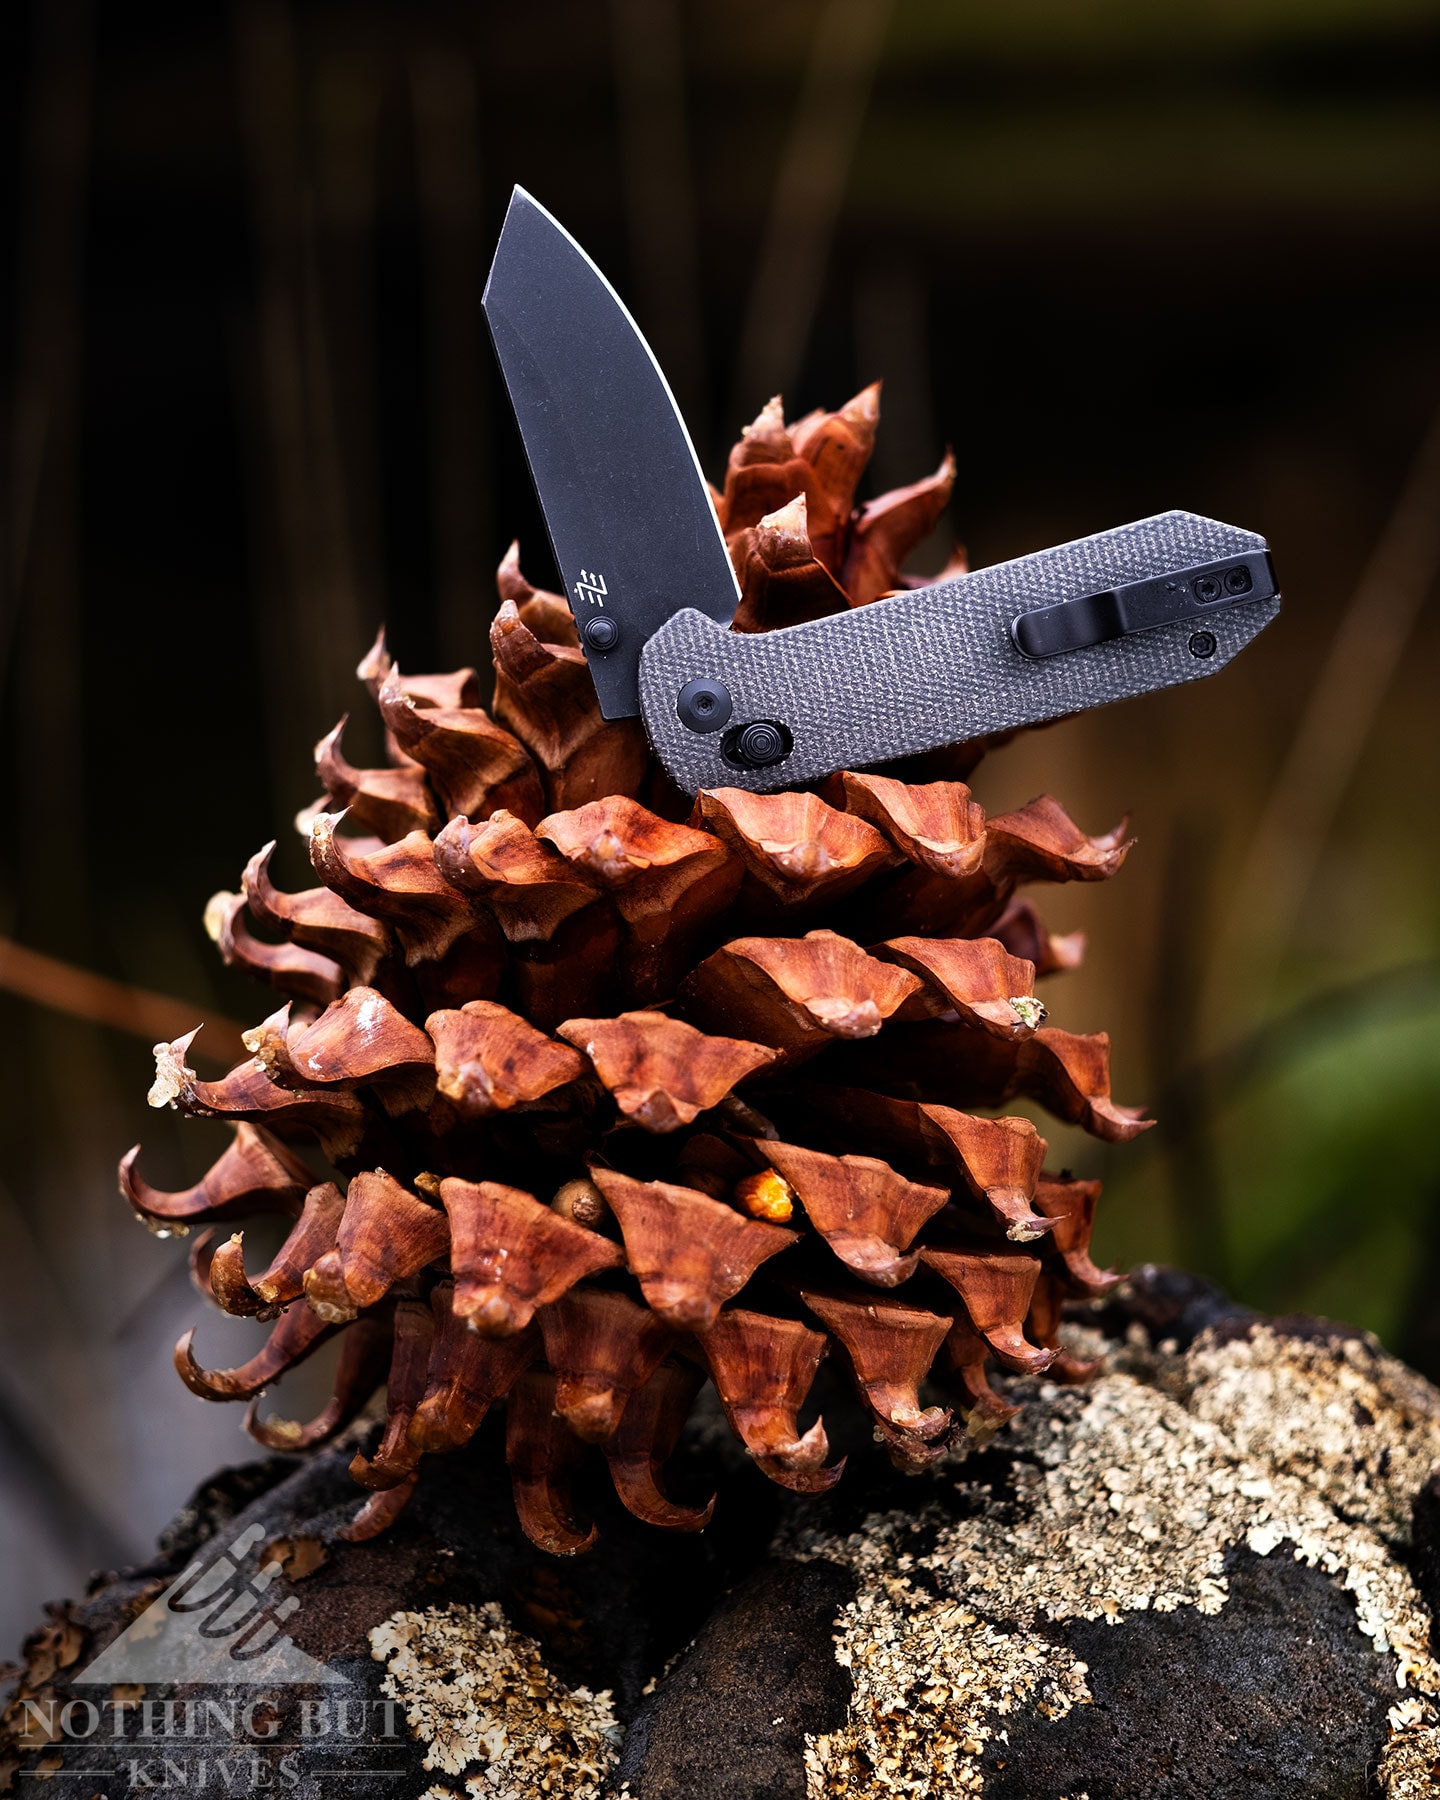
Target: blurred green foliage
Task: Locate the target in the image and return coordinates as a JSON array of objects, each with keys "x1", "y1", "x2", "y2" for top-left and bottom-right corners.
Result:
[{"x1": 1095, "y1": 971, "x2": 1440, "y2": 1346}]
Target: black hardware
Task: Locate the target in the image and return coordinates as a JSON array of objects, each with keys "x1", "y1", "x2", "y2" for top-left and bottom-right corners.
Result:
[
  {"x1": 582, "y1": 615, "x2": 620, "y2": 652},
  {"x1": 723, "y1": 719, "x2": 792, "y2": 769},
  {"x1": 676, "y1": 676, "x2": 733, "y2": 733},
  {"x1": 1011, "y1": 551, "x2": 1276, "y2": 661}
]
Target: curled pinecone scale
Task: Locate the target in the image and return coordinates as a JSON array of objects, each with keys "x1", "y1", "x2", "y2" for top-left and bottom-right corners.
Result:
[{"x1": 123, "y1": 385, "x2": 1146, "y2": 1554}]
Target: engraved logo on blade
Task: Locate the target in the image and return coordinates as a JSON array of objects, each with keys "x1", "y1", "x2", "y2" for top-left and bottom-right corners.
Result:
[
  {"x1": 574, "y1": 570, "x2": 621, "y2": 652},
  {"x1": 576, "y1": 570, "x2": 608, "y2": 609}
]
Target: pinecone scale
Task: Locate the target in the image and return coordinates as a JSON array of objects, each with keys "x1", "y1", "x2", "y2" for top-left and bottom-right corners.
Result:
[{"x1": 124, "y1": 391, "x2": 1144, "y2": 1554}]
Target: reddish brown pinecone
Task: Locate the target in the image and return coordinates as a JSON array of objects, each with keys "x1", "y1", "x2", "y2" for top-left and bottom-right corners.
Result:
[{"x1": 124, "y1": 387, "x2": 1145, "y2": 1553}]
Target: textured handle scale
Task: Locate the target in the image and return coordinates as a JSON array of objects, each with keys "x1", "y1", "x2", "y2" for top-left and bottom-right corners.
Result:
[{"x1": 640, "y1": 510, "x2": 1279, "y2": 794}]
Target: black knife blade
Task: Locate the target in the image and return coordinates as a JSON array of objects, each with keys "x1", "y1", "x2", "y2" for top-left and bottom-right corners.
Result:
[
  {"x1": 482, "y1": 187, "x2": 739, "y2": 719},
  {"x1": 484, "y1": 189, "x2": 1280, "y2": 793}
]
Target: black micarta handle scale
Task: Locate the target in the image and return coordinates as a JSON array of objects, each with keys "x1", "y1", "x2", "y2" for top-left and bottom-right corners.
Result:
[{"x1": 639, "y1": 510, "x2": 1279, "y2": 795}]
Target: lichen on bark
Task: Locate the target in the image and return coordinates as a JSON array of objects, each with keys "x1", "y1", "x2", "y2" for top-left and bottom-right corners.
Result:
[
  {"x1": 786, "y1": 1317, "x2": 1440, "y2": 1798},
  {"x1": 369, "y1": 1600, "x2": 621, "y2": 1796}
]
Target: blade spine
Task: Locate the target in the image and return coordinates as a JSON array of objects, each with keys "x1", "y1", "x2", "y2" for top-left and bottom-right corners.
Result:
[{"x1": 497, "y1": 186, "x2": 739, "y2": 617}]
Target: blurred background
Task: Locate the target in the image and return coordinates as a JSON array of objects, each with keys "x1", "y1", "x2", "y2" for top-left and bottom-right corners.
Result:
[{"x1": 1, "y1": 0, "x2": 1438, "y2": 1649}]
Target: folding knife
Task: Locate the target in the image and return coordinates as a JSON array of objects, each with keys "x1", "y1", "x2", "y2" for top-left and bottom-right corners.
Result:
[{"x1": 482, "y1": 187, "x2": 1280, "y2": 795}]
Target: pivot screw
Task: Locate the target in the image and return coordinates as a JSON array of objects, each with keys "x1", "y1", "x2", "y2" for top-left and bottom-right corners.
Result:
[
  {"x1": 582, "y1": 615, "x2": 619, "y2": 652},
  {"x1": 676, "y1": 676, "x2": 733, "y2": 734},
  {"x1": 1188, "y1": 630, "x2": 1217, "y2": 659}
]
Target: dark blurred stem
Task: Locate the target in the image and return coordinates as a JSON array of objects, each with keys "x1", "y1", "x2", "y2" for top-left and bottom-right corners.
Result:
[
  {"x1": 609, "y1": 0, "x2": 708, "y2": 455},
  {"x1": 1203, "y1": 396, "x2": 1440, "y2": 1043},
  {"x1": 1397, "y1": 1175, "x2": 1440, "y2": 1383},
  {"x1": 730, "y1": 0, "x2": 893, "y2": 427},
  {"x1": 411, "y1": 49, "x2": 489, "y2": 674},
  {"x1": 312, "y1": 48, "x2": 384, "y2": 669},
  {"x1": 852, "y1": 256, "x2": 951, "y2": 563},
  {"x1": 233, "y1": 0, "x2": 367, "y2": 821},
  {"x1": 852, "y1": 258, "x2": 936, "y2": 489},
  {"x1": 8, "y1": 0, "x2": 93, "y2": 948},
  {"x1": 1151, "y1": 811, "x2": 1232, "y2": 1287},
  {"x1": 234, "y1": 0, "x2": 312, "y2": 816},
  {"x1": 5, "y1": 0, "x2": 92, "y2": 659},
  {"x1": 301, "y1": 187, "x2": 369, "y2": 700}
]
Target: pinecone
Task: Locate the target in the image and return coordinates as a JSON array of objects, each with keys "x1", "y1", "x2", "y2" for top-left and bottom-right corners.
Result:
[{"x1": 123, "y1": 385, "x2": 1145, "y2": 1553}]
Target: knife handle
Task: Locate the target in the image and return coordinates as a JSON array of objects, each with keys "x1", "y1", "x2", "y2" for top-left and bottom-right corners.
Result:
[{"x1": 638, "y1": 510, "x2": 1279, "y2": 795}]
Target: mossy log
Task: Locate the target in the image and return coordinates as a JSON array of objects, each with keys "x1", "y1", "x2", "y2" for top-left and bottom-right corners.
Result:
[{"x1": 5, "y1": 1268, "x2": 1440, "y2": 1800}]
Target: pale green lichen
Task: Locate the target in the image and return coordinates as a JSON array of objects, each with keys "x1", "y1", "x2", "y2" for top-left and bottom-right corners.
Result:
[
  {"x1": 1377, "y1": 1704, "x2": 1440, "y2": 1797},
  {"x1": 369, "y1": 1601, "x2": 620, "y2": 1798},
  {"x1": 785, "y1": 1319, "x2": 1440, "y2": 1798},
  {"x1": 1183, "y1": 1326, "x2": 1440, "y2": 1544},
  {"x1": 804, "y1": 1594, "x2": 1090, "y2": 1798}
]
